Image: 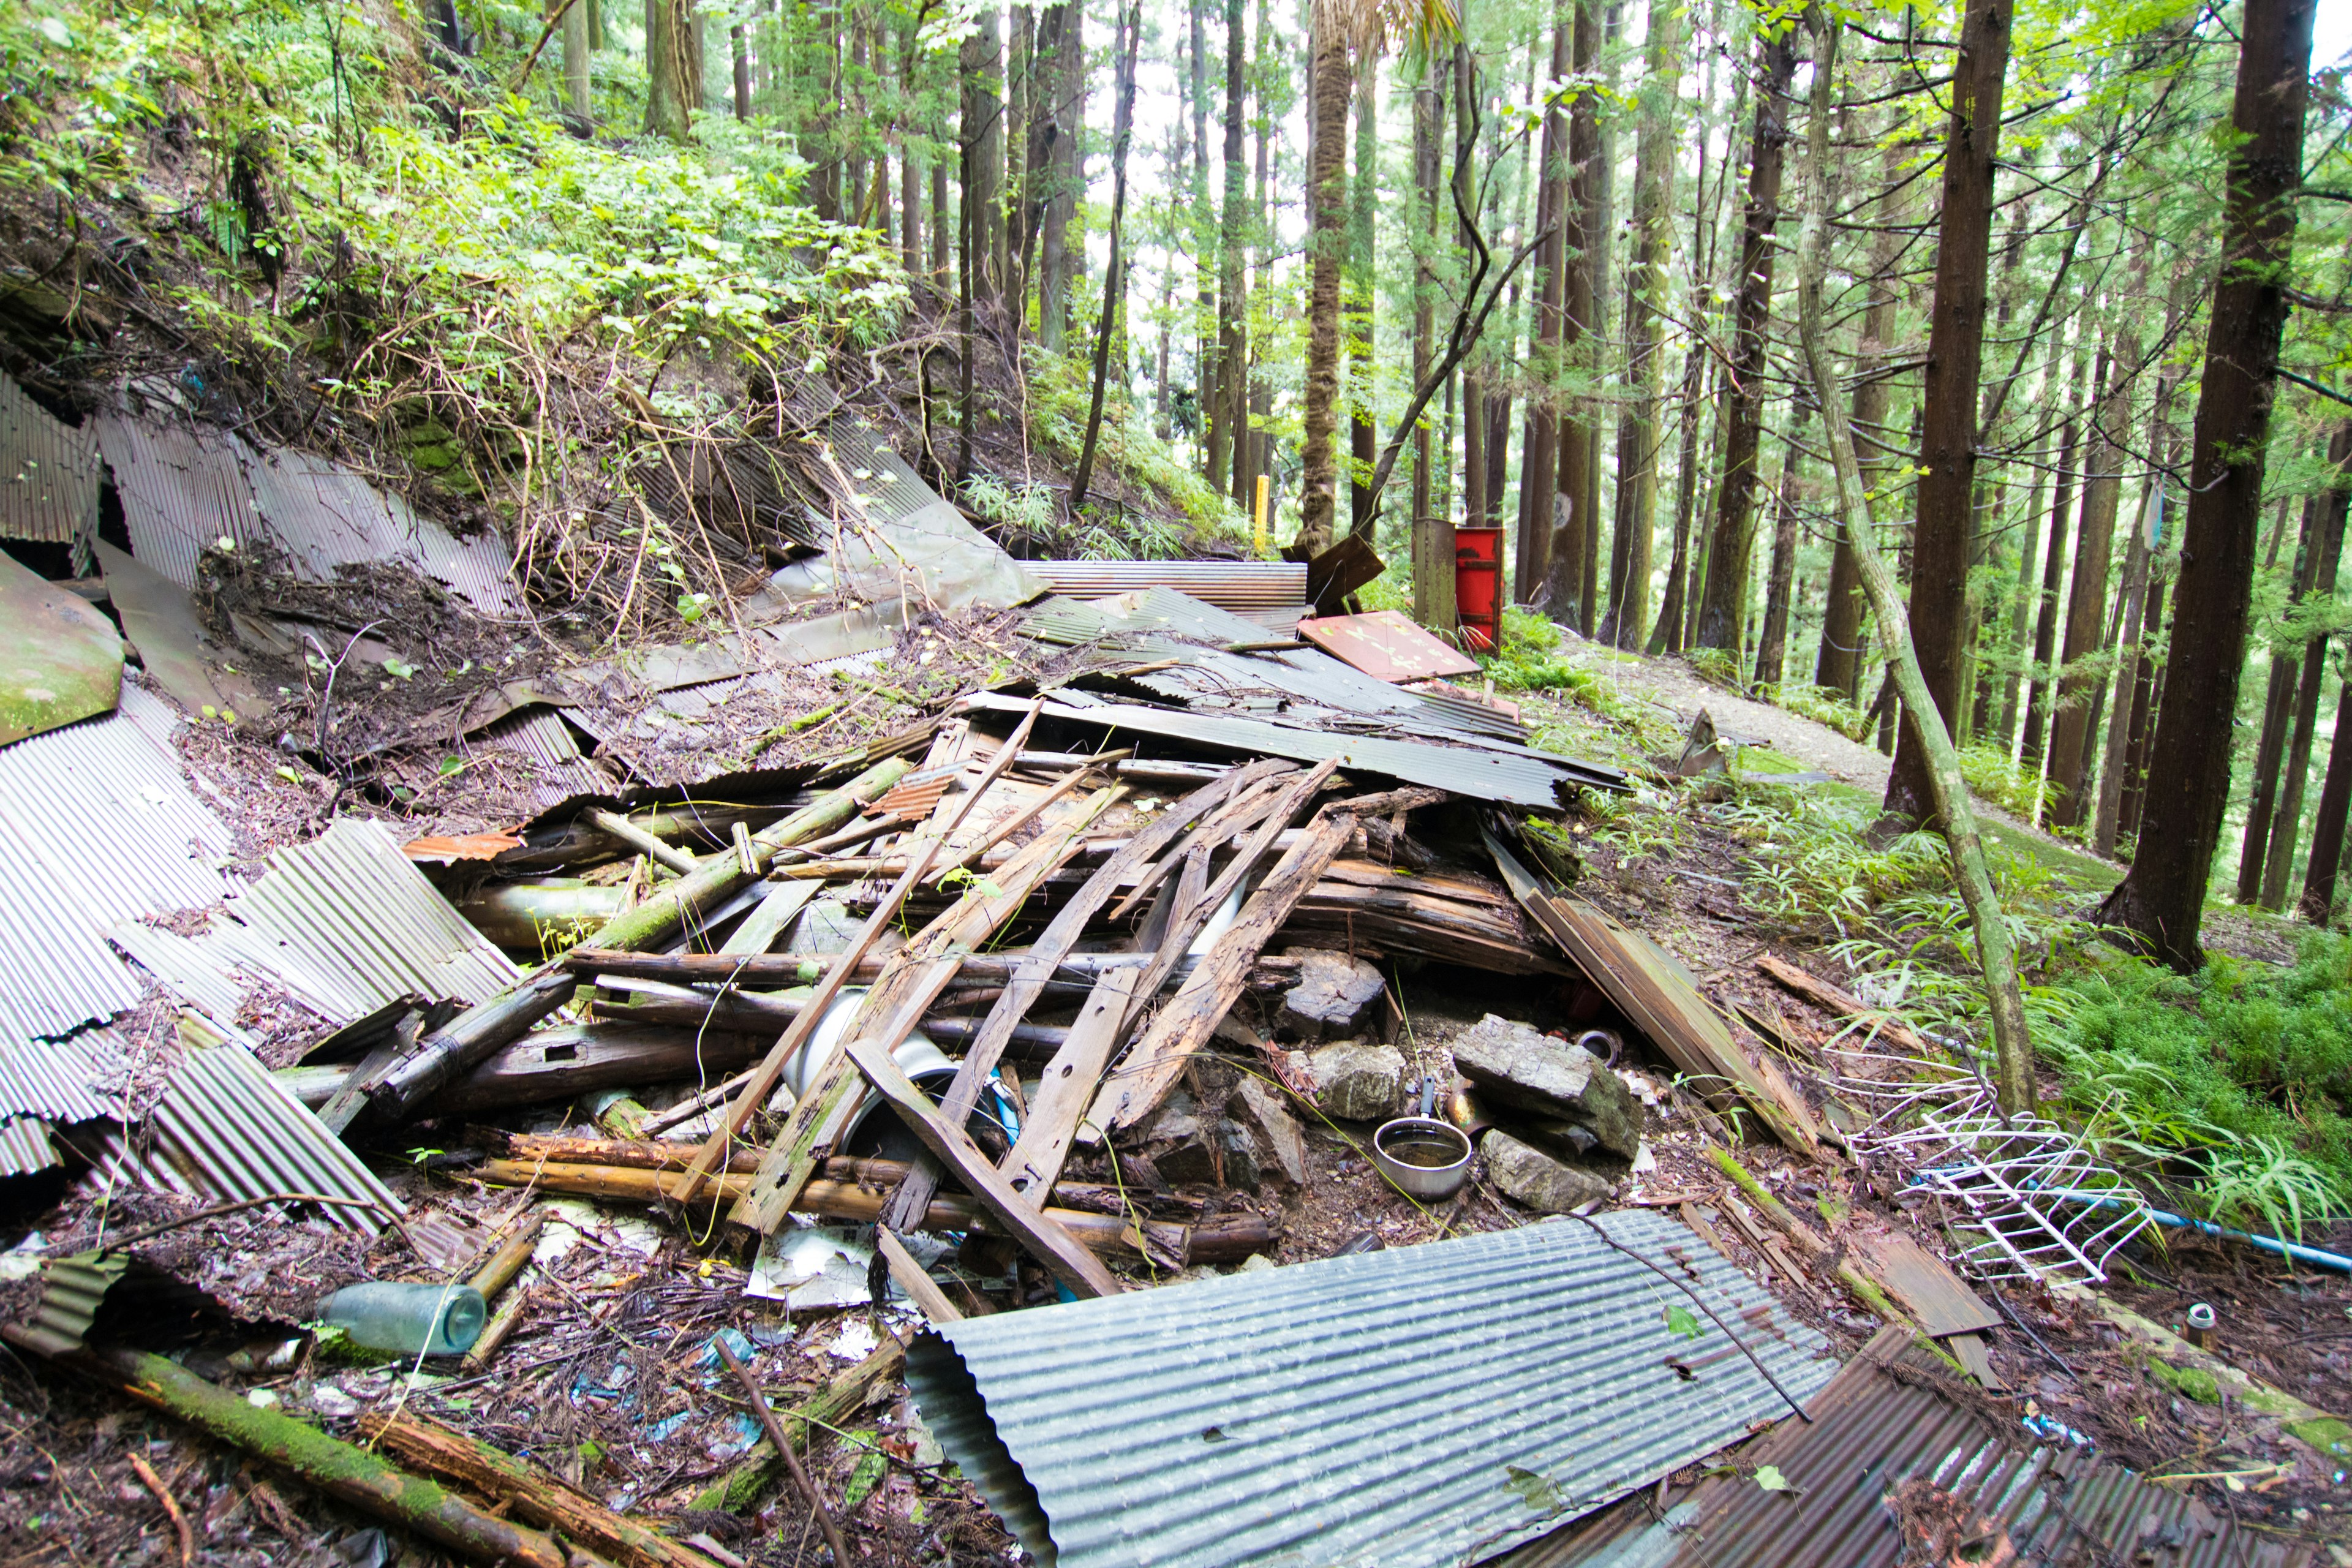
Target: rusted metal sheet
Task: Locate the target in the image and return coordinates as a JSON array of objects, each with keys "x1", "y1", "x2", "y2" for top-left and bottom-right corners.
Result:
[
  {"x1": 1505, "y1": 1329, "x2": 2315, "y2": 1568},
  {"x1": 0, "y1": 548, "x2": 121, "y2": 746},
  {"x1": 1028, "y1": 560, "x2": 1308, "y2": 614},
  {"x1": 1850, "y1": 1229, "x2": 2001, "y2": 1337},
  {"x1": 95, "y1": 541, "x2": 265, "y2": 726},
  {"x1": 1298, "y1": 609, "x2": 1480, "y2": 681},
  {"x1": 1487, "y1": 837, "x2": 1822, "y2": 1153},
  {"x1": 0, "y1": 681, "x2": 239, "y2": 1049},
  {"x1": 907, "y1": 1209, "x2": 1835, "y2": 1568},
  {"x1": 0, "y1": 371, "x2": 100, "y2": 552},
  {"x1": 94, "y1": 412, "x2": 260, "y2": 589}
]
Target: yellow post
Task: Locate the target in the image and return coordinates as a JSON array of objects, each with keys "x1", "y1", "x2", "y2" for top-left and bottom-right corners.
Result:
[{"x1": 1253, "y1": 475, "x2": 1270, "y2": 557}]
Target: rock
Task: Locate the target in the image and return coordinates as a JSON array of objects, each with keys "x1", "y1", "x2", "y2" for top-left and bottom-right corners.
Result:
[
  {"x1": 1449, "y1": 1014, "x2": 1640, "y2": 1158},
  {"x1": 1277, "y1": 948, "x2": 1387, "y2": 1043},
  {"x1": 1232, "y1": 1077, "x2": 1309, "y2": 1187},
  {"x1": 1483, "y1": 1129, "x2": 1613, "y2": 1214},
  {"x1": 1135, "y1": 1090, "x2": 1259, "y2": 1190},
  {"x1": 1307, "y1": 1041, "x2": 1405, "y2": 1121},
  {"x1": 1237, "y1": 1252, "x2": 1278, "y2": 1273}
]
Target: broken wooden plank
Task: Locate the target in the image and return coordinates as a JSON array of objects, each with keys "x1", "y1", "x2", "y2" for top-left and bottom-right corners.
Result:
[
  {"x1": 1107, "y1": 767, "x2": 1295, "y2": 923},
  {"x1": 1849, "y1": 1230, "x2": 2001, "y2": 1337},
  {"x1": 355, "y1": 1410, "x2": 718, "y2": 1568},
  {"x1": 368, "y1": 969, "x2": 581, "y2": 1123},
  {"x1": 1703, "y1": 1146, "x2": 1829, "y2": 1256},
  {"x1": 843, "y1": 1034, "x2": 1123, "y2": 1298},
  {"x1": 716, "y1": 880, "x2": 821, "y2": 957},
  {"x1": 1754, "y1": 953, "x2": 1930, "y2": 1054},
  {"x1": 1098, "y1": 807, "x2": 1359, "y2": 1131},
  {"x1": 998, "y1": 965, "x2": 1146, "y2": 1202},
  {"x1": 875, "y1": 1226, "x2": 962, "y2": 1324},
  {"x1": 880, "y1": 759, "x2": 1287, "y2": 1232},
  {"x1": 673, "y1": 703, "x2": 1049, "y2": 1202},
  {"x1": 723, "y1": 788, "x2": 1115, "y2": 1233}
]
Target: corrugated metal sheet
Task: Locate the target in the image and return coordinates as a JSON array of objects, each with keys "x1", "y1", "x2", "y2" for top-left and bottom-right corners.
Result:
[
  {"x1": 1028, "y1": 560, "x2": 1308, "y2": 613},
  {"x1": 0, "y1": 681, "x2": 239, "y2": 1047},
  {"x1": 108, "y1": 919, "x2": 251, "y2": 1023},
  {"x1": 237, "y1": 443, "x2": 526, "y2": 619},
  {"x1": 907, "y1": 1210, "x2": 1836, "y2": 1568},
  {"x1": 17, "y1": 1251, "x2": 129, "y2": 1356},
  {"x1": 0, "y1": 1114, "x2": 58, "y2": 1175},
  {"x1": 961, "y1": 692, "x2": 1621, "y2": 808},
  {"x1": 0, "y1": 371, "x2": 100, "y2": 551},
  {"x1": 1297, "y1": 610, "x2": 1480, "y2": 680},
  {"x1": 93, "y1": 412, "x2": 256, "y2": 589},
  {"x1": 1023, "y1": 589, "x2": 1275, "y2": 649},
  {"x1": 145, "y1": 1042, "x2": 404, "y2": 1233},
  {"x1": 469, "y1": 705, "x2": 611, "y2": 805},
  {"x1": 1508, "y1": 1329, "x2": 2313, "y2": 1568},
  {"x1": 0, "y1": 1028, "x2": 126, "y2": 1124},
  {"x1": 96, "y1": 412, "x2": 524, "y2": 617},
  {"x1": 209, "y1": 819, "x2": 519, "y2": 1024}
]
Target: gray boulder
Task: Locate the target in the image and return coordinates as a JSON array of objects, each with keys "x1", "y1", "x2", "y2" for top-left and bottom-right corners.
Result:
[
  {"x1": 1483, "y1": 1129, "x2": 1613, "y2": 1213},
  {"x1": 1277, "y1": 948, "x2": 1388, "y2": 1043},
  {"x1": 1307, "y1": 1040, "x2": 1405, "y2": 1121},
  {"x1": 1135, "y1": 1091, "x2": 1261, "y2": 1191},
  {"x1": 1449, "y1": 1014, "x2": 1640, "y2": 1158}
]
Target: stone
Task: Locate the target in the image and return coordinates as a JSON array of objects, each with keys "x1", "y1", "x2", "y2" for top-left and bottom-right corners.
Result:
[
  {"x1": 1483, "y1": 1129, "x2": 1613, "y2": 1214},
  {"x1": 1276, "y1": 948, "x2": 1388, "y2": 1043},
  {"x1": 1232, "y1": 1077, "x2": 1310, "y2": 1187},
  {"x1": 1307, "y1": 1041, "x2": 1405, "y2": 1121},
  {"x1": 1135, "y1": 1090, "x2": 1259, "y2": 1190},
  {"x1": 1449, "y1": 1014, "x2": 1641, "y2": 1158}
]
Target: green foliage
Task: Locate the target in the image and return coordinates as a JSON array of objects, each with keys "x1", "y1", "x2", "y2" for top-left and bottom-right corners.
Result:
[
  {"x1": 1683, "y1": 646, "x2": 1744, "y2": 689},
  {"x1": 2051, "y1": 932, "x2": 2352, "y2": 1230},
  {"x1": 1757, "y1": 682, "x2": 1868, "y2": 741},
  {"x1": 1956, "y1": 742, "x2": 2056, "y2": 821}
]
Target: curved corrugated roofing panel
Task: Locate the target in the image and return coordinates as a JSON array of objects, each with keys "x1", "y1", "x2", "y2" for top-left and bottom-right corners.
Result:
[
  {"x1": 219, "y1": 818, "x2": 519, "y2": 1023},
  {"x1": 0, "y1": 1115, "x2": 58, "y2": 1175},
  {"x1": 0, "y1": 372, "x2": 100, "y2": 550},
  {"x1": 906, "y1": 1210, "x2": 1836, "y2": 1568},
  {"x1": 0, "y1": 1029, "x2": 126, "y2": 1123},
  {"x1": 0, "y1": 682, "x2": 238, "y2": 1046},
  {"x1": 1029, "y1": 560, "x2": 1308, "y2": 613},
  {"x1": 94, "y1": 412, "x2": 258, "y2": 588},
  {"x1": 146, "y1": 1042, "x2": 404, "y2": 1232}
]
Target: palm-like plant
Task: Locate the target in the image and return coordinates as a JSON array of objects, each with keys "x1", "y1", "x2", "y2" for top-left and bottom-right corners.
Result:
[{"x1": 1295, "y1": 0, "x2": 1460, "y2": 552}]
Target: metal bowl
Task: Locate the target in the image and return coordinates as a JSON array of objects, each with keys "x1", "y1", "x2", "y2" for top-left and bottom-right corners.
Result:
[{"x1": 1370, "y1": 1117, "x2": 1474, "y2": 1202}]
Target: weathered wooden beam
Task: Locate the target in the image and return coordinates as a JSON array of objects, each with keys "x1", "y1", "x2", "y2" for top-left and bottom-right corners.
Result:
[
  {"x1": 843, "y1": 1035, "x2": 1123, "y2": 1297},
  {"x1": 66, "y1": 1344, "x2": 567, "y2": 1568},
  {"x1": 881, "y1": 758, "x2": 1289, "y2": 1231},
  {"x1": 875, "y1": 1226, "x2": 963, "y2": 1324},
  {"x1": 1098, "y1": 809, "x2": 1359, "y2": 1131},
  {"x1": 998, "y1": 965, "x2": 1145, "y2": 1202},
  {"x1": 676, "y1": 703, "x2": 1048, "y2": 1204},
  {"x1": 355, "y1": 1409, "x2": 719, "y2": 1568}
]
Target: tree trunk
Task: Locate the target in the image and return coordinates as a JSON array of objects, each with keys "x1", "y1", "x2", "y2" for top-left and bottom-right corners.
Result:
[
  {"x1": 644, "y1": 0, "x2": 695, "y2": 140},
  {"x1": 2095, "y1": 0, "x2": 2315, "y2": 970},
  {"x1": 1753, "y1": 406, "x2": 1810, "y2": 687},
  {"x1": 2091, "y1": 387, "x2": 2174, "y2": 858},
  {"x1": 2239, "y1": 486, "x2": 2321, "y2": 899},
  {"x1": 1541, "y1": 0, "x2": 1606, "y2": 624},
  {"x1": 901, "y1": 143, "x2": 922, "y2": 274},
  {"x1": 932, "y1": 157, "x2": 951, "y2": 277},
  {"x1": 2049, "y1": 343, "x2": 2132, "y2": 828},
  {"x1": 1208, "y1": 0, "x2": 1248, "y2": 493},
  {"x1": 561, "y1": 0, "x2": 595, "y2": 121},
  {"x1": 1348, "y1": 62, "x2": 1379, "y2": 539},
  {"x1": 1515, "y1": 2, "x2": 1574, "y2": 603},
  {"x1": 1995, "y1": 440, "x2": 2047, "y2": 747},
  {"x1": 1295, "y1": 0, "x2": 1351, "y2": 555},
  {"x1": 1069, "y1": 0, "x2": 1142, "y2": 509},
  {"x1": 1411, "y1": 62, "x2": 1442, "y2": 537},
  {"x1": 1794, "y1": 16, "x2": 2034, "y2": 1114},
  {"x1": 2305, "y1": 671, "x2": 2352, "y2": 925},
  {"x1": 1648, "y1": 346, "x2": 1707, "y2": 655},
  {"x1": 1690, "y1": 21, "x2": 1799, "y2": 654},
  {"x1": 1237, "y1": 0, "x2": 1273, "y2": 510},
  {"x1": 1815, "y1": 135, "x2": 1905, "y2": 695},
  {"x1": 1880, "y1": 0, "x2": 2011, "y2": 825},
  {"x1": 1033, "y1": 0, "x2": 1083, "y2": 352},
  {"x1": 1577, "y1": 0, "x2": 1623, "y2": 634},
  {"x1": 2117, "y1": 568, "x2": 2167, "y2": 842},
  {"x1": 963, "y1": 10, "x2": 1008, "y2": 324},
  {"x1": 2019, "y1": 375, "x2": 2084, "y2": 774},
  {"x1": 2262, "y1": 423, "x2": 2352, "y2": 906},
  {"x1": 1599, "y1": 0, "x2": 1676, "y2": 650}
]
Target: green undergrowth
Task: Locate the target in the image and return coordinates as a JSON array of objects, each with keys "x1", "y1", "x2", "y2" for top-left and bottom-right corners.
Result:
[
  {"x1": 1482, "y1": 608, "x2": 1678, "y2": 756},
  {"x1": 1702, "y1": 778, "x2": 2352, "y2": 1235}
]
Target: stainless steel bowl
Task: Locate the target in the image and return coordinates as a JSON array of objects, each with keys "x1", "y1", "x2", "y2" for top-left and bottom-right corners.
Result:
[{"x1": 1370, "y1": 1116, "x2": 1474, "y2": 1201}]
